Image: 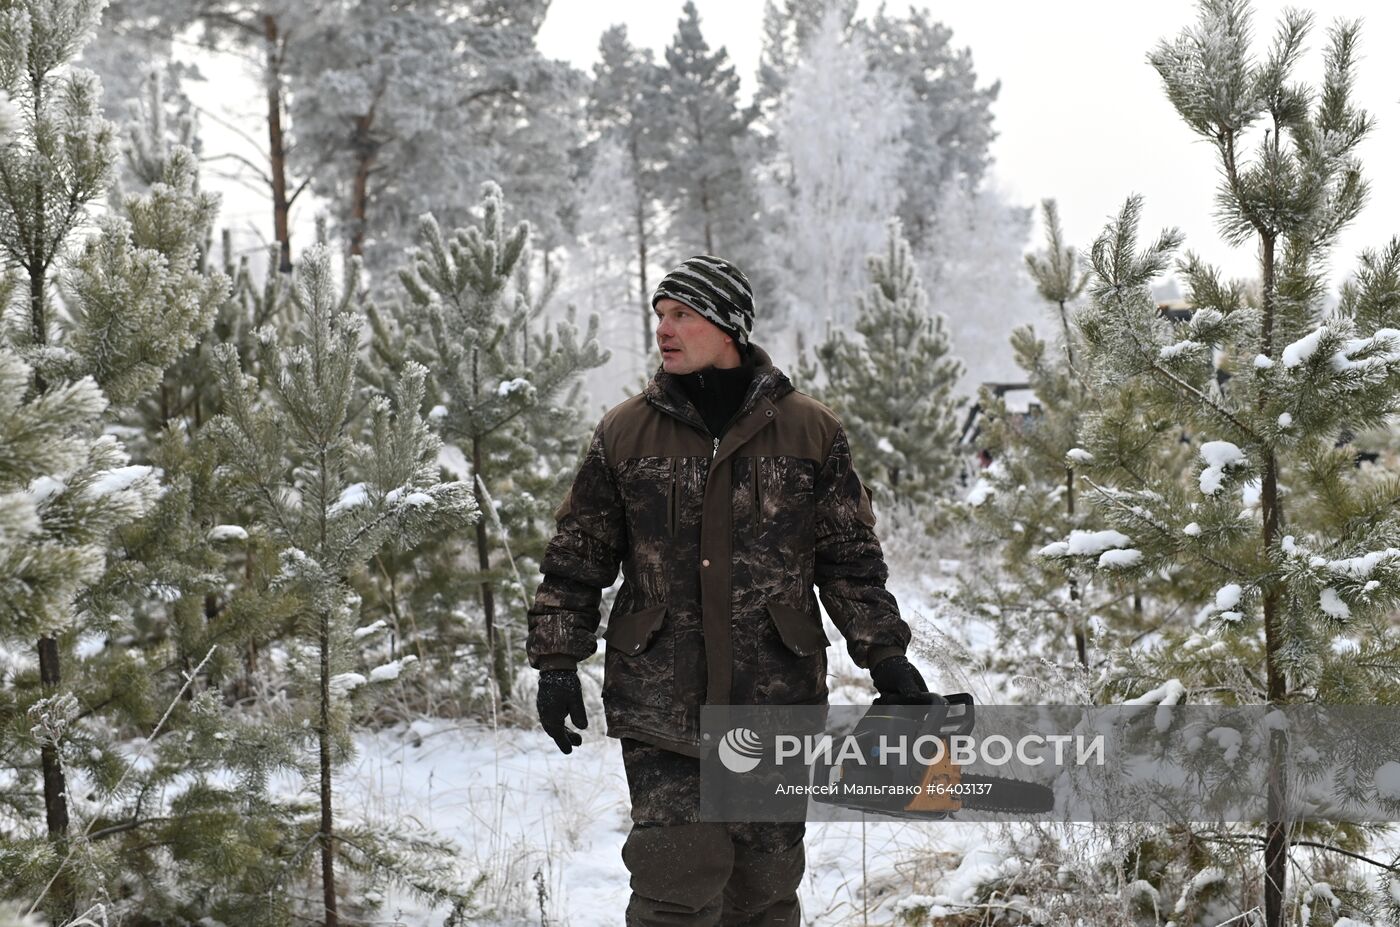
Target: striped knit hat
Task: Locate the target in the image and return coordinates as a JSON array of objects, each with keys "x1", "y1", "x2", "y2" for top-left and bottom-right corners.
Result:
[{"x1": 651, "y1": 255, "x2": 755, "y2": 346}]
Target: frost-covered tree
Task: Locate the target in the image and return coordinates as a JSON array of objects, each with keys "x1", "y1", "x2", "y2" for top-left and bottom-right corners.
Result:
[
  {"x1": 286, "y1": 0, "x2": 582, "y2": 279},
  {"x1": 1041, "y1": 4, "x2": 1400, "y2": 920},
  {"x1": 0, "y1": 3, "x2": 230, "y2": 917},
  {"x1": 761, "y1": 8, "x2": 908, "y2": 329},
  {"x1": 77, "y1": 0, "x2": 194, "y2": 120},
  {"x1": 752, "y1": 0, "x2": 856, "y2": 126},
  {"x1": 208, "y1": 244, "x2": 479, "y2": 925},
  {"x1": 656, "y1": 1, "x2": 761, "y2": 261},
  {"x1": 568, "y1": 135, "x2": 645, "y2": 384},
  {"x1": 368, "y1": 183, "x2": 606, "y2": 711},
  {"x1": 953, "y1": 200, "x2": 1184, "y2": 674},
  {"x1": 182, "y1": 2, "x2": 322, "y2": 272},
  {"x1": 802, "y1": 221, "x2": 964, "y2": 506},
  {"x1": 287, "y1": 0, "x2": 462, "y2": 262},
  {"x1": 859, "y1": 6, "x2": 999, "y2": 252},
  {"x1": 922, "y1": 181, "x2": 1040, "y2": 391},
  {"x1": 0, "y1": 40, "x2": 300, "y2": 927}
]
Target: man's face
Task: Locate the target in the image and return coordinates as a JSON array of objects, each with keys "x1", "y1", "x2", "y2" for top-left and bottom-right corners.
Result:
[{"x1": 655, "y1": 298, "x2": 739, "y2": 373}]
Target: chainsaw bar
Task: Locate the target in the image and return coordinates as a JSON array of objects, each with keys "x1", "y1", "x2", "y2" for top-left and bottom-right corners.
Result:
[
  {"x1": 811, "y1": 771, "x2": 1054, "y2": 819},
  {"x1": 955, "y1": 773, "x2": 1055, "y2": 815},
  {"x1": 808, "y1": 693, "x2": 1057, "y2": 818}
]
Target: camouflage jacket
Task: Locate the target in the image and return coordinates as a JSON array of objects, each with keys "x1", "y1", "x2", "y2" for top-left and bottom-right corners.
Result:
[{"x1": 526, "y1": 343, "x2": 910, "y2": 756}]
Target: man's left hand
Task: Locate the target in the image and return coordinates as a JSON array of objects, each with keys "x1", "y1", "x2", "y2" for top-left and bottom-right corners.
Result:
[{"x1": 870, "y1": 655, "x2": 929, "y2": 699}]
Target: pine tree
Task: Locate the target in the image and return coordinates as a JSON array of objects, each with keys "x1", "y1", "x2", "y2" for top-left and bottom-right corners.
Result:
[
  {"x1": 181, "y1": 2, "x2": 316, "y2": 272},
  {"x1": 858, "y1": 6, "x2": 999, "y2": 252},
  {"x1": 584, "y1": 24, "x2": 667, "y2": 363},
  {"x1": 287, "y1": 0, "x2": 463, "y2": 262},
  {"x1": 0, "y1": 3, "x2": 233, "y2": 916},
  {"x1": 802, "y1": 221, "x2": 965, "y2": 507},
  {"x1": 657, "y1": 1, "x2": 761, "y2": 261},
  {"x1": 1042, "y1": 3, "x2": 1398, "y2": 920},
  {"x1": 285, "y1": 0, "x2": 584, "y2": 279},
  {"x1": 208, "y1": 244, "x2": 479, "y2": 925},
  {"x1": 0, "y1": 44, "x2": 311, "y2": 927},
  {"x1": 760, "y1": 7, "x2": 908, "y2": 329},
  {"x1": 952, "y1": 200, "x2": 1186, "y2": 676},
  {"x1": 368, "y1": 182, "x2": 607, "y2": 712}
]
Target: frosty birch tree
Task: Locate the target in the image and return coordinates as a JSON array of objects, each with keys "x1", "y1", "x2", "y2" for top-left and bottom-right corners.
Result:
[
  {"x1": 761, "y1": 7, "x2": 908, "y2": 329},
  {"x1": 569, "y1": 136, "x2": 645, "y2": 380},
  {"x1": 208, "y1": 245, "x2": 478, "y2": 925},
  {"x1": 753, "y1": 0, "x2": 856, "y2": 127},
  {"x1": 920, "y1": 182, "x2": 1039, "y2": 392},
  {"x1": 1041, "y1": 3, "x2": 1399, "y2": 920}
]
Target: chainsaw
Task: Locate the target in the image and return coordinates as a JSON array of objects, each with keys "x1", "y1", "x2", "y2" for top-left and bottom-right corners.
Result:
[{"x1": 811, "y1": 693, "x2": 1056, "y2": 818}]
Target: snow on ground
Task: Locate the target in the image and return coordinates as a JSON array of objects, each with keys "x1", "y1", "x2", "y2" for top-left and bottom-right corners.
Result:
[
  {"x1": 330, "y1": 563, "x2": 1018, "y2": 925},
  {"x1": 346, "y1": 718, "x2": 1011, "y2": 926}
]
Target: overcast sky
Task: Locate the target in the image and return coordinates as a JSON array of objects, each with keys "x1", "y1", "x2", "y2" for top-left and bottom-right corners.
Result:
[{"x1": 538, "y1": 0, "x2": 1400, "y2": 292}]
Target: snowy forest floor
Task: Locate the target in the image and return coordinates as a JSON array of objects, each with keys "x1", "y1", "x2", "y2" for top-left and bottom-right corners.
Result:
[
  {"x1": 339, "y1": 570, "x2": 1019, "y2": 926},
  {"x1": 349, "y1": 717, "x2": 1011, "y2": 926}
]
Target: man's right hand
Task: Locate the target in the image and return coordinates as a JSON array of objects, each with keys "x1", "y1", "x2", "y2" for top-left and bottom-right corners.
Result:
[{"x1": 537, "y1": 669, "x2": 588, "y2": 754}]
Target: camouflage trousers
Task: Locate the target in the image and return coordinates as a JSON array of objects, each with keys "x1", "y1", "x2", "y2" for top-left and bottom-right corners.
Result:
[{"x1": 620, "y1": 738, "x2": 806, "y2": 926}]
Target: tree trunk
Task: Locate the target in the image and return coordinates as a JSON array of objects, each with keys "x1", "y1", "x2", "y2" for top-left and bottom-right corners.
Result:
[
  {"x1": 318, "y1": 603, "x2": 338, "y2": 927},
  {"x1": 349, "y1": 112, "x2": 374, "y2": 258},
  {"x1": 28, "y1": 185, "x2": 72, "y2": 914},
  {"x1": 467, "y1": 341, "x2": 511, "y2": 706},
  {"x1": 37, "y1": 635, "x2": 74, "y2": 919},
  {"x1": 633, "y1": 136, "x2": 651, "y2": 364},
  {"x1": 700, "y1": 180, "x2": 714, "y2": 254},
  {"x1": 1057, "y1": 298, "x2": 1077, "y2": 371},
  {"x1": 473, "y1": 433, "x2": 510, "y2": 706},
  {"x1": 1258, "y1": 232, "x2": 1287, "y2": 927},
  {"x1": 316, "y1": 454, "x2": 339, "y2": 927},
  {"x1": 264, "y1": 14, "x2": 293, "y2": 273},
  {"x1": 1065, "y1": 467, "x2": 1086, "y2": 667}
]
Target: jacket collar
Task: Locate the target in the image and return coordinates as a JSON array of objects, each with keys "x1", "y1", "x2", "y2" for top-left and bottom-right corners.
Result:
[{"x1": 644, "y1": 342, "x2": 794, "y2": 435}]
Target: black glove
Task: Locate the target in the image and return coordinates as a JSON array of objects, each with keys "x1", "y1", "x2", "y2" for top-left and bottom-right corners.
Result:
[
  {"x1": 537, "y1": 669, "x2": 588, "y2": 755},
  {"x1": 870, "y1": 655, "x2": 929, "y2": 699}
]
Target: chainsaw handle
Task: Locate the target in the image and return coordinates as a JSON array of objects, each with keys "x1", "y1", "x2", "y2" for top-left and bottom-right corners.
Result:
[{"x1": 870, "y1": 691, "x2": 975, "y2": 737}]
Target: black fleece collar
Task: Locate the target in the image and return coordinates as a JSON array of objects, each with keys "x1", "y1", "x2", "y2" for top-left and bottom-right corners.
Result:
[{"x1": 646, "y1": 342, "x2": 794, "y2": 439}]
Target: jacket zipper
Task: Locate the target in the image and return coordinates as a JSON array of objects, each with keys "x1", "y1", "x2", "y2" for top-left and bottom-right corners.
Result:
[
  {"x1": 753, "y1": 456, "x2": 762, "y2": 525},
  {"x1": 711, "y1": 437, "x2": 719, "y2": 461},
  {"x1": 668, "y1": 456, "x2": 678, "y2": 537}
]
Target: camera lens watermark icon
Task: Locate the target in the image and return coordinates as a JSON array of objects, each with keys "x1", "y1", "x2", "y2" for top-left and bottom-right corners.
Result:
[{"x1": 718, "y1": 728, "x2": 764, "y2": 773}]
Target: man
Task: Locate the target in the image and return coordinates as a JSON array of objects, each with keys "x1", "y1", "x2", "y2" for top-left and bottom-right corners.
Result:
[{"x1": 527, "y1": 255, "x2": 930, "y2": 925}]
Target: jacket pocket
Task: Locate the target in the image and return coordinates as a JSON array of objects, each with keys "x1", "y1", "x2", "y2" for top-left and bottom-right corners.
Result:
[
  {"x1": 765, "y1": 601, "x2": 830, "y2": 657},
  {"x1": 603, "y1": 603, "x2": 674, "y2": 710},
  {"x1": 604, "y1": 603, "x2": 669, "y2": 656}
]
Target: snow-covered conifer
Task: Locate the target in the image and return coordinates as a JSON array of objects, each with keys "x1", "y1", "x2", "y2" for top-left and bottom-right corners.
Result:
[
  {"x1": 368, "y1": 183, "x2": 606, "y2": 711},
  {"x1": 208, "y1": 244, "x2": 478, "y2": 924},
  {"x1": 1044, "y1": 3, "x2": 1398, "y2": 918},
  {"x1": 803, "y1": 221, "x2": 964, "y2": 506}
]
